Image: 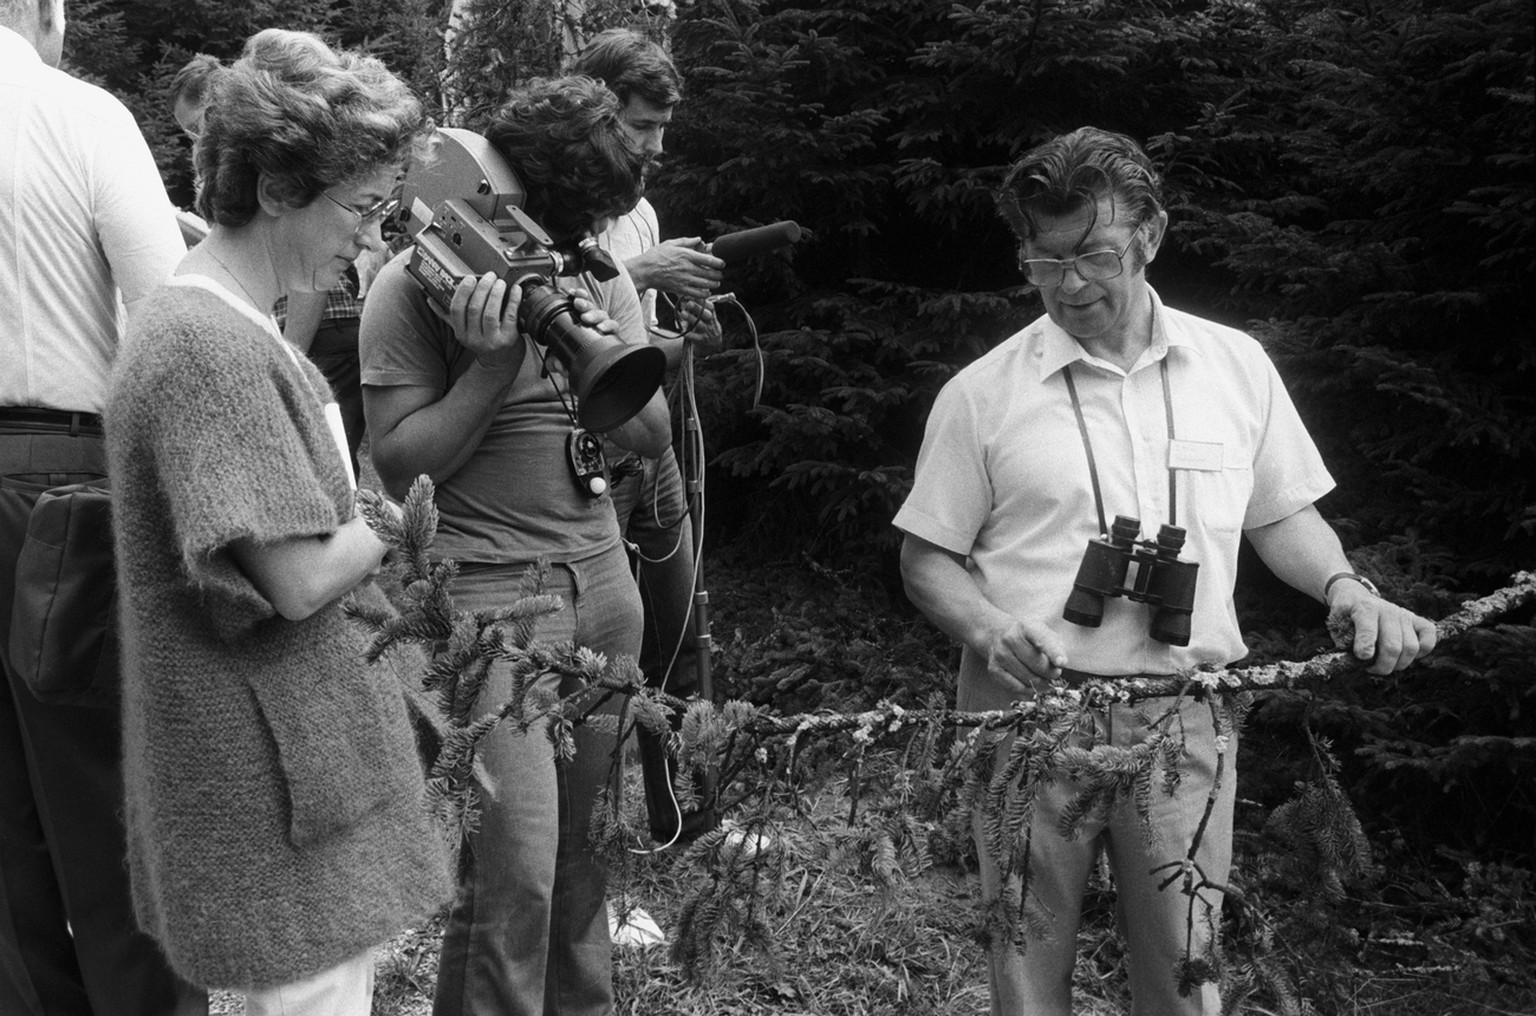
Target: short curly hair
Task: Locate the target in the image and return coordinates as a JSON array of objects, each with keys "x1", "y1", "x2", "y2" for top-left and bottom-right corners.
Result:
[
  {"x1": 996, "y1": 127, "x2": 1164, "y2": 243},
  {"x1": 194, "y1": 29, "x2": 433, "y2": 228},
  {"x1": 485, "y1": 75, "x2": 646, "y2": 241}
]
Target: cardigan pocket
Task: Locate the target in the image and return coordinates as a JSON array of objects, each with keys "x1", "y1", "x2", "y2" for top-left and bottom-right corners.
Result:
[{"x1": 248, "y1": 660, "x2": 399, "y2": 848}]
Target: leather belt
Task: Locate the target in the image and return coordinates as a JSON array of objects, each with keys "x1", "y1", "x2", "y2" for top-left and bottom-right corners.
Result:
[{"x1": 0, "y1": 407, "x2": 105, "y2": 434}]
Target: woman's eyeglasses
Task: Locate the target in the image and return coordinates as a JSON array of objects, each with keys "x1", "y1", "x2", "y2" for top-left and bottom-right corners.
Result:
[{"x1": 320, "y1": 191, "x2": 401, "y2": 236}]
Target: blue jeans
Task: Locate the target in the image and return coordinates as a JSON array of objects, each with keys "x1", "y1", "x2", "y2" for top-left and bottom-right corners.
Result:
[
  {"x1": 432, "y1": 544, "x2": 641, "y2": 1016},
  {"x1": 977, "y1": 694, "x2": 1235, "y2": 1016}
]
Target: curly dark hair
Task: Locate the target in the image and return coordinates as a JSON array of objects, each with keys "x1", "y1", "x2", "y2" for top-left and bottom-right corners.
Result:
[
  {"x1": 194, "y1": 29, "x2": 433, "y2": 228},
  {"x1": 485, "y1": 75, "x2": 646, "y2": 241},
  {"x1": 996, "y1": 127, "x2": 1164, "y2": 243}
]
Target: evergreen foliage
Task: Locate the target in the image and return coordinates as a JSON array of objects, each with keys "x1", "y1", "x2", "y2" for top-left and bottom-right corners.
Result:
[
  {"x1": 62, "y1": 0, "x2": 441, "y2": 205},
  {"x1": 636, "y1": 0, "x2": 1535, "y2": 591},
  {"x1": 1162, "y1": 0, "x2": 1536, "y2": 584},
  {"x1": 431, "y1": 0, "x2": 675, "y2": 127},
  {"x1": 352, "y1": 482, "x2": 1533, "y2": 1001}
]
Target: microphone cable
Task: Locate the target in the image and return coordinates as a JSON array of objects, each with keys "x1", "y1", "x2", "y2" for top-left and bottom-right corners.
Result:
[
  {"x1": 624, "y1": 290, "x2": 767, "y2": 855},
  {"x1": 626, "y1": 337, "x2": 708, "y2": 857}
]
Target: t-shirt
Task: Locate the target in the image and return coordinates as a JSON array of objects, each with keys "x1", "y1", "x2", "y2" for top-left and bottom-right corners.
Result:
[
  {"x1": 599, "y1": 197, "x2": 661, "y2": 330},
  {"x1": 359, "y1": 252, "x2": 646, "y2": 563}
]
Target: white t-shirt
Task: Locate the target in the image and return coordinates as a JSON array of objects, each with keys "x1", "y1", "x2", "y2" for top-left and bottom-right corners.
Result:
[{"x1": 598, "y1": 197, "x2": 662, "y2": 330}]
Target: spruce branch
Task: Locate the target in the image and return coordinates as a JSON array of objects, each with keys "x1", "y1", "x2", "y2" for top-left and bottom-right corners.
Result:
[{"x1": 351, "y1": 480, "x2": 1535, "y2": 997}]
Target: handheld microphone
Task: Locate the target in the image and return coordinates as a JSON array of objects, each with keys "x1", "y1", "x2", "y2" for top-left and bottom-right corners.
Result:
[{"x1": 709, "y1": 220, "x2": 802, "y2": 262}]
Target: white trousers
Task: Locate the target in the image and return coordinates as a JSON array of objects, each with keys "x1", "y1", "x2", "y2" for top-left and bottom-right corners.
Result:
[{"x1": 243, "y1": 950, "x2": 374, "y2": 1016}]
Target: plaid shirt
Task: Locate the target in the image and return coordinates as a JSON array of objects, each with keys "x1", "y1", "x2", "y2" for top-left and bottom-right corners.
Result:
[{"x1": 273, "y1": 265, "x2": 361, "y2": 328}]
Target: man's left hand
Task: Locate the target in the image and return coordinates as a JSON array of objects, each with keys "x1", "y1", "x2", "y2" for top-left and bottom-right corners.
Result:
[
  {"x1": 1327, "y1": 581, "x2": 1438, "y2": 674},
  {"x1": 676, "y1": 297, "x2": 723, "y2": 354}
]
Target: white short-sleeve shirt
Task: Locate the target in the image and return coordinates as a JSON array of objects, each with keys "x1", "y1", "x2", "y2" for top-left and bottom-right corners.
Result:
[
  {"x1": 893, "y1": 289, "x2": 1334, "y2": 708},
  {"x1": 0, "y1": 27, "x2": 184, "y2": 413}
]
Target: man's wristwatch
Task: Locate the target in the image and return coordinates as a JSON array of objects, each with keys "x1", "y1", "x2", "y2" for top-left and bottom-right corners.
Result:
[{"x1": 1324, "y1": 571, "x2": 1380, "y2": 601}]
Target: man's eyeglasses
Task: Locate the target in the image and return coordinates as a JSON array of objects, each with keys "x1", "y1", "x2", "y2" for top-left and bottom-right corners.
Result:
[
  {"x1": 320, "y1": 191, "x2": 400, "y2": 235},
  {"x1": 1019, "y1": 235, "x2": 1137, "y2": 288}
]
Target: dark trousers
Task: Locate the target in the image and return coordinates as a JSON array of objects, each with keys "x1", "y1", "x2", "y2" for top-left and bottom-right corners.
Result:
[
  {"x1": 0, "y1": 419, "x2": 206, "y2": 1016},
  {"x1": 608, "y1": 448, "x2": 716, "y2": 843},
  {"x1": 307, "y1": 318, "x2": 364, "y2": 476}
]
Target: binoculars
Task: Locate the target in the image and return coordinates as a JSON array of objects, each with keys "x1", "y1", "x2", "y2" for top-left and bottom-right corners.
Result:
[{"x1": 1063, "y1": 515, "x2": 1199, "y2": 646}]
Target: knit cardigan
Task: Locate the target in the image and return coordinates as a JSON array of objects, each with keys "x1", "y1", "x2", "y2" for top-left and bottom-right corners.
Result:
[{"x1": 104, "y1": 277, "x2": 452, "y2": 990}]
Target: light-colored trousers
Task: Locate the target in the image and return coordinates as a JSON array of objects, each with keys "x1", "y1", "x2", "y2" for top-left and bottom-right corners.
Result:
[
  {"x1": 977, "y1": 695, "x2": 1235, "y2": 1016},
  {"x1": 243, "y1": 950, "x2": 373, "y2": 1016},
  {"x1": 432, "y1": 545, "x2": 642, "y2": 1016}
]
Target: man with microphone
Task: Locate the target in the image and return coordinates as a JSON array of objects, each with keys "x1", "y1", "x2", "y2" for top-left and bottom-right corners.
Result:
[
  {"x1": 569, "y1": 28, "x2": 724, "y2": 846},
  {"x1": 572, "y1": 28, "x2": 725, "y2": 365}
]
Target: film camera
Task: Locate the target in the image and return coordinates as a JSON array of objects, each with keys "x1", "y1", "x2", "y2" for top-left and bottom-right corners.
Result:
[
  {"x1": 1063, "y1": 514, "x2": 1199, "y2": 646},
  {"x1": 396, "y1": 127, "x2": 664, "y2": 434}
]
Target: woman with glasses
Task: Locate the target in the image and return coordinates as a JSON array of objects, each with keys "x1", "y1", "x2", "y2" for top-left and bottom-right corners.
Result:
[{"x1": 104, "y1": 29, "x2": 451, "y2": 1016}]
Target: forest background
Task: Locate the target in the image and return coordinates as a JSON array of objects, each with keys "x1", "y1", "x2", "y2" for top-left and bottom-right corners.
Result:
[{"x1": 57, "y1": 0, "x2": 1535, "y2": 1012}]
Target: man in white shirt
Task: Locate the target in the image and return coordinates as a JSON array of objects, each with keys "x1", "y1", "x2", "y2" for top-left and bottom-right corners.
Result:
[
  {"x1": 570, "y1": 28, "x2": 724, "y2": 843},
  {"x1": 0, "y1": 3, "x2": 200, "y2": 1013},
  {"x1": 895, "y1": 127, "x2": 1436, "y2": 1015}
]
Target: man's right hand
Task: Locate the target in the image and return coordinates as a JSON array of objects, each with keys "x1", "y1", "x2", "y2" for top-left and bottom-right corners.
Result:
[
  {"x1": 437, "y1": 271, "x2": 524, "y2": 369},
  {"x1": 986, "y1": 618, "x2": 1070, "y2": 697},
  {"x1": 628, "y1": 238, "x2": 724, "y2": 299}
]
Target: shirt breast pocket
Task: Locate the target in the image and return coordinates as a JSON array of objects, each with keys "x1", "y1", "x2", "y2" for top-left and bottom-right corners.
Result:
[
  {"x1": 1179, "y1": 464, "x2": 1253, "y2": 534},
  {"x1": 1170, "y1": 433, "x2": 1253, "y2": 535}
]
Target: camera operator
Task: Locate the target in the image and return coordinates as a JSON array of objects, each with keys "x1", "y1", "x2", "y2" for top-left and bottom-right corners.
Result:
[
  {"x1": 894, "y1": 127, "x2": 1436, "y2": 1016},
  {"x1": 1, "y1": 2, "x2": 200, "y2": 1013},
  {"x1": 359, "y1": 75, "x2": 668, "y2": 1016},
  {"x1": 568, "y1": 27, "x2": 722, "y2": 844}
]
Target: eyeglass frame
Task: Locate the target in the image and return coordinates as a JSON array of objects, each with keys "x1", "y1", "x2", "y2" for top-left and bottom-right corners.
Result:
[
  {"x1": 319, "y1": 190, "x2": 400, "y2": 236},
  {"x1": 1018, "y1": 233, "x2": 1140, "y2": 288}
]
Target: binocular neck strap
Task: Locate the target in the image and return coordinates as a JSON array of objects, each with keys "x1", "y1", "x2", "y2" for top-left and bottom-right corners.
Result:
[{"x1": 1062, "y1": 357, "x2": 1178, "y2": 536}]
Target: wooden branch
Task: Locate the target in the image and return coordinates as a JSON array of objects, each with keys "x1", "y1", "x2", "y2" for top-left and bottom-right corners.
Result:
[{"x1": 736, "y1": 571, "x2": 1536, "y2": 740}]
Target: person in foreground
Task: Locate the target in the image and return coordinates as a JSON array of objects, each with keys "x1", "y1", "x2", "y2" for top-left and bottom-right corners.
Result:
[
  {"x1": 361, "y1": 75, "x2": 670, "y2": 1016},
  {"x1": 0, "y1": 2, "x2": 201, "y2": 1013},
  {"x1": 894, "y1": 126, "x2": 1437, "y2": 1016},
  {"x1": 104, "y1": 28, "x2": 452, "y2": 1016}
]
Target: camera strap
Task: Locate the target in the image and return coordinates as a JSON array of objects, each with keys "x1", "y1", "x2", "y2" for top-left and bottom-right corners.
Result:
[{"x1": 1062, "y1": 357, "x2": 1177, "y2": 536}]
